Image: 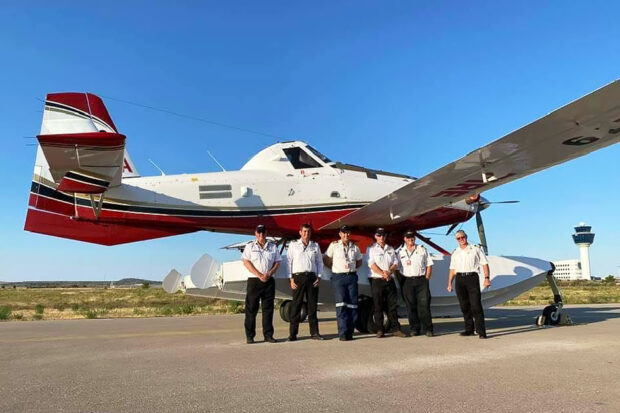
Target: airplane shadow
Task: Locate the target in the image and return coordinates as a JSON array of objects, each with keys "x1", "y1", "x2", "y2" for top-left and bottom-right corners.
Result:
[{"x1": 316, "y1": 305, "x2": 620, "y2": 339}]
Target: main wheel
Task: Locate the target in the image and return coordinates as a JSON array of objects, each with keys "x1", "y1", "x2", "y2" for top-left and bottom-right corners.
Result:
[
  {"x1": 279, "y1": 300, "x2": 308, "y2": 323},
  {"x1": 279, "y1": 300, "x2": 291, "y2": 322},
  {"x1": 541, "y1": 304, "x2": 561, "y2": 325}
]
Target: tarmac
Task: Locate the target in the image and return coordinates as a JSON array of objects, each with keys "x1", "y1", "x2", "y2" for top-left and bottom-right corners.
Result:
[{"x1": 1, "y1": 304, "x2": 619, "y2": 413}]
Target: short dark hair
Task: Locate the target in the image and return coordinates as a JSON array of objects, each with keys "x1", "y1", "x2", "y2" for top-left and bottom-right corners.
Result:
[{"x1": 300, "y1": 223, "x2": 312, "y2": 231}]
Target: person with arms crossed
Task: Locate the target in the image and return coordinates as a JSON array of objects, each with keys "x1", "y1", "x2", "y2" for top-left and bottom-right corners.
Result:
[
  {"x1": 446, "y1": 230, "x2": 491, "y2": 339},
  {"x1": 324, "y1": 225, "x2": 363, "y2": 341},
  {"x1": 287, "y1": 223, "x2": 324, "y2": 341},
  {"x1": 368, "y1": 228, "x2": 406, "y2": 338},
  {"x1": 241, "y1": 224, "x2": 281, "y2": 344},
  {"x1": 397, "y1": 230, "x2": 434, "y2": 337}
]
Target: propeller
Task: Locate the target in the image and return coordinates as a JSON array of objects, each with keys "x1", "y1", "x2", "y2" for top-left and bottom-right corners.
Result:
[{"x1": 467, "y1": 195, "x2": 520, "y2": 254}]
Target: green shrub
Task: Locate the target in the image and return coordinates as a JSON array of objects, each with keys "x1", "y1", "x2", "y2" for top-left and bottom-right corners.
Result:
[
  {"x1": 133, "y1": 308, "x2": 143, "y2": 315},
  {"x1": 142, "y1": 282, "x2": 150, "y2": 289},
  {"x1": 70, "y1": 303, "x2": 80, "y2": 311},
  {"x1": 13, "y1": 313, "x2": 23, "y2": 320},
  {"x1": 54, "y1": 304, "x2": 66, "y2": 311},
  {"x1": 229, "y1": 301, "x2": 244, "y2": 314},
  {"x1": 35, "y1": 304, "x2": 44, "y2": 315},
  {"x1": 178, "y1": 304, "x2": 194, "y2": 315},
  {"x1": 83, "y1": 309, "x2": 108, "y2": 319},
  {"x1": 33, "y1": 314, "x2": 43, "y2": 320},
  {"x1": 0, "y1": 306, "x2": 11, "y2": 320}
]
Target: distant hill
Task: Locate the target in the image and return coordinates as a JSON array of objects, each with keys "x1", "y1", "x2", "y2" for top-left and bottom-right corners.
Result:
[{"x1": 0, "y1": 278, "x2": 162, "y2": 288}]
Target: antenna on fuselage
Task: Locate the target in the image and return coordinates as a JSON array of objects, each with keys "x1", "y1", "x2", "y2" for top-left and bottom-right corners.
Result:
[
  {"x1": 148, "y1": 159, "x2": 166, "y2": 176},
  {"x1": 207, "y1": 150, "x2": 226, "y2": 172}
]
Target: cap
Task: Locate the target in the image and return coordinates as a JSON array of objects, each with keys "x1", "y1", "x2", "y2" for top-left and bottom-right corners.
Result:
[
  {"x1": 339, "y1": 225, "x2": 352, "y2": 233},
  {"x1": 255, "y1": 224, "x2": 266, "y2": 233},
  {"x1": 404, "y1": 229, "x2": 415, "y2": 238},
  {"x1": 375, "y1": 227, "x2": 386, "y2": 235}
]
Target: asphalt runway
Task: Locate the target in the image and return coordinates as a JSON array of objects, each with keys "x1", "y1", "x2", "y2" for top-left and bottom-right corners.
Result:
[{"x1": 2, "y1": 305, "x2": 620, "y2": 413}]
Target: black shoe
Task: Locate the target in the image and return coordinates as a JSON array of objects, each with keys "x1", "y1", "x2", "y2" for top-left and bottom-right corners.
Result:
[
  {"x1": 459, "y1": 331, "x2": 475, "y2": 336},
  {"x1": 265, "y1": 337, "x2": 277, "y2": 343},
  {"x1": 425, "y1": 331, "x2": 434, "y2": 337},
  {"x1": 376, "y1": 331, "x2": 385, "y2": 338},
  {"x1": 411, "y1": 331, "x2": 421, "y2": 337},
  {"x1": 478, "y1": 333, "x2": 488, "y2": 339},
  {"x1": 339, "y1": 336, "x2": 347, "y2": 342},
  {"x1": 346, "y1": 335, "x2": 354, "y2": 341},
  {"x1": 311, "y1": 334, "x2": 324, "y2": 341},
  {"x1": 246, "y1": 338, "x2": 255, "y2": 344},
  {"x1": 287, "y1": 336, "x2": 297, "y2": 342}
]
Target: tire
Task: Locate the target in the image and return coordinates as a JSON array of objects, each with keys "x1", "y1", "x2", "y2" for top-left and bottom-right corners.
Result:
[
  {"x1": 355, "y1": 296, "x2": 372, "y2": 333},
  {"x1": 542, "y1": 305, "x2": 560, "y2": 326},
  {"x1": 279, "y1": 300, "x2": 307, "y2": 323},
  {"x1": 279, "y1": 300, "x2": 291, "y2": 323}
]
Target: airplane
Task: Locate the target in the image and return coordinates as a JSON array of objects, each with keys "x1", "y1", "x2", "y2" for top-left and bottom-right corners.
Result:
[{"x1": 25, "y1": 80, "x2": 620, "y2": 331}]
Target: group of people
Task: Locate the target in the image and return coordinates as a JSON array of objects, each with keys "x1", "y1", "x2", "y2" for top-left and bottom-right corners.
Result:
[{"x1": 241, "y1": 223, "x2": 490, "y2": 344}]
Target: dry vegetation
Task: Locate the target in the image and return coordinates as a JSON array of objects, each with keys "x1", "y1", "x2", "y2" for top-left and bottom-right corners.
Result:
[
  {"x1": 0, "y1": 280, "x2": 618, "y2": 321},
  {"x1": 0, "y1": 287, "x2": 244, "y2": 321},
  {"x1": 502, "y1": 280, "x2": 620, "y2": 306}
]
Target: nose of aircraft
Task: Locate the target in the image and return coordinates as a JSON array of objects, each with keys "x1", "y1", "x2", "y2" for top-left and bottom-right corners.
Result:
[{"x1": 479, "y1": 196, "x2": 491, "y2": 211}]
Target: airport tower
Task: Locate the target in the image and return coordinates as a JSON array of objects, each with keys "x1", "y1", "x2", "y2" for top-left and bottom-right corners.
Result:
[{"x1": 572, "y1": 223, "x2": 595, "y2": 280}]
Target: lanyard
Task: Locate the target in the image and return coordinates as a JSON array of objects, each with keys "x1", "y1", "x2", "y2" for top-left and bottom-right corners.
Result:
[
  {"x1": 342, "y1": 242, "x2": 351, "y2": 259},
  {"x1": 405, "y1": 245, "x2": 416, "y2": 260}
]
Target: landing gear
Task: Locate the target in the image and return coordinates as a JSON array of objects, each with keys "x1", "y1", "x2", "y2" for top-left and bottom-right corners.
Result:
[
  {"x1": 355, "y1": 295, "x2": 391, "y2": 334},
  {"x1": 279, "y1": 300, "x2": 307, "y2": 323},
  {"x1": 536, "y1": 269, "x2": 573, "y2": 326}
]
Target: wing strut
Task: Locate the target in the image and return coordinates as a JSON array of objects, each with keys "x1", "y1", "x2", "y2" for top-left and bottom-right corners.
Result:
[{"x1": 414, "y1": 231, "x2": 450, "y2": 256}]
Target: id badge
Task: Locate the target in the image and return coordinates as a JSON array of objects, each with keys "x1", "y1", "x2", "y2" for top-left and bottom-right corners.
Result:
[
  {"x1": 406, "y1": 260, "x2": 411, "y2": 266},
  {"x1": 348, "y1": 262, "x2": 355, "y2": 271}
]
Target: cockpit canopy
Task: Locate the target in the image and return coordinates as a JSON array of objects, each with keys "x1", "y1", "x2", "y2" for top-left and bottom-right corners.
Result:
[{"x1": 241, "y1": 141, "x2": 332, "y2": 172}]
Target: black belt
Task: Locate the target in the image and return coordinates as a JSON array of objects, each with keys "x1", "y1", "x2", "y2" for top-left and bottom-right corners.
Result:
[
  {"x1": 292, "y1": 272, "x2": 316, "y2": 276},
  {"x1": 456, "y1": 272, "x2": 478, "y2": 276},
  {"x1": 333, "y1": 272, "x2": 357, "y2": 275}
]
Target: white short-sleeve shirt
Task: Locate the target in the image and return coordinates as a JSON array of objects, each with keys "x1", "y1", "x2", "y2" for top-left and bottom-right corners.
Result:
[
  {"x1": 397, "y1": 244, "x2": 433, "y2": 277},
  {"x1": 287, "y1": 239, "x2": 323, "y2": 277},
  {"x1": 449, "y1": 244, "x2": 488, "y2": 273},
  {"x1": 367, "y1": 242, "x2": 398, "y2": 278},
  {"x1": 241, "y1": 240, "x2": 282, "y2": 278},
  {"x1": 325, "y1": 240, "x2": 363, "y2": 274}
]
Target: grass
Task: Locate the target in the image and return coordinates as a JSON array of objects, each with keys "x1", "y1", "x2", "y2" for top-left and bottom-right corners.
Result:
[
  {"x1": 1, "y1": 281, "x2": 617, "y2": 321},
  {"x1": 502, "y1": 280, "x2": 620, "y2": 306},
  {"x1": 0, "y1": 287, "x2": 244, "y2": 321}
]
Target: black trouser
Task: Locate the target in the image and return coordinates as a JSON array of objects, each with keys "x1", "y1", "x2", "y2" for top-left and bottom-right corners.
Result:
[
  {"x1": 402, "y1": 276, "x2": 433, "y2": 333},
  {"x1": 370, "y1": 278, "x2": 400, "y2": 333},
  {"x1": 244, "y1": 277, "x2": 275, "y2": 340},
  {"x1": 455, "y1": 273, "x2": 486, "y2": 335},
  {"x1": 289, "y1": 272, "x2": 319, "y2": 337}
]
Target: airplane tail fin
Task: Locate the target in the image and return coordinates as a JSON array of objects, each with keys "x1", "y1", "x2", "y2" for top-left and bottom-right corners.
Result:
[{"x1": 24, "y1": 93, "x2": 188, "y2": 245}]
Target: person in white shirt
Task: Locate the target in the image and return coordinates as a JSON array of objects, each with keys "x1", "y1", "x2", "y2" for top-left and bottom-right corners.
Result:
[
  {"x1": 446, "y1": 230, "x2": 491, "y2": 339},
  {"x1": 368, "y1": 227, "x2": 406, "y2": 338},
  {"x1": 287, "y1": 223, "x2": 324, "y2": 341},
  {"x1": 324, "y1": 225, "x2": 363, "y2": 341},
  {"x1": 397, "y1": 230, "x2": 434, "y2": 337},
  {"x1": 241, "y1": 224, "x2": 282, "y2": 344}
]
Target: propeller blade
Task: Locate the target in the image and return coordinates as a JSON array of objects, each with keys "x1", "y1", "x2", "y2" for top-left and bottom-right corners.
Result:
[
  {"x1": 480, "y1": 200, "x2": 520, "y2": 206},
  {"x1": 475, "y1": 211, "x2": 488, "y2": 255},
  {"x1": 445, "y1": 223, "x2": 459, "y2": 236}
]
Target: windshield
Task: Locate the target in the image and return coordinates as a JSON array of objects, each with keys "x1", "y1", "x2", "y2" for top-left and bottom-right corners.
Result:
[
  {"x1": 306, "y1": 145, "x2": 332, "y2": 163},
  {"x1": 283, "y1": 147, "x2": 322, "y2": 169}
]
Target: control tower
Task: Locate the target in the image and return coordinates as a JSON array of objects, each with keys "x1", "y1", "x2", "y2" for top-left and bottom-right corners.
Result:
[{"x1": 572, "y1": 223, "x2": 595, "y2": 280}]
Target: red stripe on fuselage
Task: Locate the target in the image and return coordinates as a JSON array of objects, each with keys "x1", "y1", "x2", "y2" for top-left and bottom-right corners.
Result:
[
  {"x1": 37, "y1": 132, "x2": 125, "y2": 147},
  {"x1": 27, "y1": 189, "x2": 474, "y2": 247}
]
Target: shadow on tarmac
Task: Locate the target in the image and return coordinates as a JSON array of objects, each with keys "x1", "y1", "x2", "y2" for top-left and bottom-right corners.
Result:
[{"x1": 317, "y1": 305, "x2": 620, "y2": 340}]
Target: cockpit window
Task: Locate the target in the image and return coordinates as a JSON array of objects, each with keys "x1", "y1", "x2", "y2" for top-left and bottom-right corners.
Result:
[
  {"x1": 306, "y1": 145, "x2": 332, "y2": 163},
  {"x1": 283, "y1": 147, "x2": 322, "y2": 169}
]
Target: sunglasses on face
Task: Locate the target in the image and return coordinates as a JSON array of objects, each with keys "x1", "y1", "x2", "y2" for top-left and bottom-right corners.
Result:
[
  {"x1": 376, "y1": 234, "x2": 386, "y2": 237},
  {"x1": 456, "y1": 236, "x2": 466, "y2": 240}
]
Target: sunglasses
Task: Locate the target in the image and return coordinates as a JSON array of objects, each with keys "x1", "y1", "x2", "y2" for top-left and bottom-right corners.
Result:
[
  {"x1": 375, "y1": 234, "x2": 386, "y2": 237},
  {"x1": 456, "y1": 236, "x2": 466, "y2": 240}
]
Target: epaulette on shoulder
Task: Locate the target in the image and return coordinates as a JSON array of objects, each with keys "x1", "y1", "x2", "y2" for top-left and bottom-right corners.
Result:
[{"x1": 331, "y1": 240, "x2": 339, "y2": 244}]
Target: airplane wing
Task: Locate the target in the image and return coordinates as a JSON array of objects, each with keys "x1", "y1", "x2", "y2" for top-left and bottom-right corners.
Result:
[
  {"x1": 37, "y1": 92, "x2": 127, "y2": 193},
  {"x1": 322, "y1": 79, "x2": 620, "y2": 230}
]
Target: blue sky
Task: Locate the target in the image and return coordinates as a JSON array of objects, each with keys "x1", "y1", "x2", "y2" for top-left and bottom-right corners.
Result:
[{"x1": 0, "y1": 1, "x2": 618, "y2": 281}]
